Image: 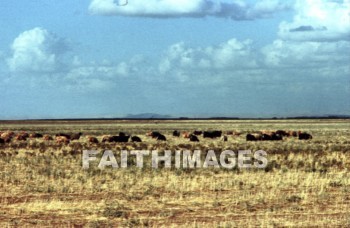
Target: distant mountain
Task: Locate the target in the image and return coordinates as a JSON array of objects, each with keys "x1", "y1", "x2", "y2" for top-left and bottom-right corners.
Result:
[{"x1": 124, "y1": 113, "x2": 172, "y2": 119}]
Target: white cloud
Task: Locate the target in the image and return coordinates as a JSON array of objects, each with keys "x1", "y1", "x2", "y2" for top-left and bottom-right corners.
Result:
[
  {"x1": 7, "y1": 27, "x2": 68, "y2": 73},
  {"x1": 89, "y1": 0, "x2": 290, "y2": 19},
  {"x1": 262, "y1": 39, "x2": 350, "y2": 68},
  {"x1": 278, "y1": 0, "x2": 350, "y2": 41},
  {"x1": 159, "y1": 38, "x2": 258, "y2": 78}
]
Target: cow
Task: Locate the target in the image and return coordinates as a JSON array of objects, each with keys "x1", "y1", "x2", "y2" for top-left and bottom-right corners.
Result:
[
  {"x1": 172, "y1": 130, "x2": 180, "y2": 137},
  {"x1": 111, "y1": 135, "x2": 130, "y2": 142},
  {"x1": 1, "y1": 131, "x2": 14, "y2": 140},
  {"x1": 203, "y1": 131, "x2": 222, "y2": 138},
  {"x1": 192, "y1": 130, "x2": 202, "y2": 136},
  {"x1": 246, "y1": 133, "x2": 262, "y2": 141},
  {"x1": 56, "y1": 133, "x2": 71, "y2": 140},
  {"x1": 16, "y1": 134, "x2": 28, "y2": 141},
  {"x1": 271, "y1": 133, "x2": 283, "y2": 141},
  {"x1": 147, "y1": 131, "x2": 162, "y2": 138},
  {"x1": 131, "y1": 136, "x2": 142, "y2": 142},
  {"x1": 276, "y1": 130, "x2": 288, "y2": 137},
  {"x1": 0, "y1": 138, "x2": 4, "y2": 144},
  {"x1": 102, "y1": 135, "x2": 113, "y2": 143},
  {"x1": 182, "y1": 132, "x2": 191, "y2": 138},
  {"x1": 43, "y1": 135, "x2": 53, "y2": 141},
  {"x1": 299, "y1": 132, "x2": 312, "y2": 140},
  {"x1": 56, "y1": 136, "x2": 70, "y2": 145},
  {"x1": 88, "y1": 136, "x2": 99, "y2": 144},
  {"x1": 287, "y1": 131, "x2": 298, "y2": 137},
  {"x1": 2, "y1": 137, "x2": 11, "y2": 143},
  {"x1": 70, "y1": 133, "x2": 82, "y2": 141},
  {"x1": 189, "y1": 134, "x2": 199, "y2": 142},
  {"x1": 157, "y1": 134, "x2": 166, "y2": 141},
  {"x1": 29, "y1": 133, "x2": 43, "y2": 138}
]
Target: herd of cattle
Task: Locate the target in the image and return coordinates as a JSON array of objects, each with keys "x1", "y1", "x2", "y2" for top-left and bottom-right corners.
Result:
[{"x1": 0, "y1": 129, "x2": 312, "y2": 145}]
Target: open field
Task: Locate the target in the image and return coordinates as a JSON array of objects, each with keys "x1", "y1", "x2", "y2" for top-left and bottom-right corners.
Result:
[{"x1": 0, "y1": 119, "x2": 350, "y2": 227}]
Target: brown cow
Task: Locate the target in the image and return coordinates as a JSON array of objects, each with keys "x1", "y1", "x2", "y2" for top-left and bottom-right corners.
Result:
[
  {"x1": 182, "y1": 132, "x2": 191, "y2": 138},
  {"x1": 1, "y1": 131, "x2": 14, "y2": 139},
  {"x1": 88, "y1": 136, "x2": 99, "y2": 144},
  {"x1": 56, "y1": 136, "x2": 70, "y2": 145},
  {"x1": 43, "y1": 135, "x2": 53, "y2": 141}
]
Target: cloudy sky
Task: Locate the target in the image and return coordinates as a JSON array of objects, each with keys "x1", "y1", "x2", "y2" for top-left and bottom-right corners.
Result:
[{"x1": 0, "y1": 0, "x2": 349, "y2": 119}]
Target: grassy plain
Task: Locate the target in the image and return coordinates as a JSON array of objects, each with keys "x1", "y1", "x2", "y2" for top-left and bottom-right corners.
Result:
[{"x1": 0, "y1": 119, "x2": 349, "y2": 227}]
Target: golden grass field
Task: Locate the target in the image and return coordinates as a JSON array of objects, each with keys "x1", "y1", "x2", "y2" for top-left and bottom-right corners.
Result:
[{"x1": 0, "y1": 119, "x2": 349, "y2": 227}]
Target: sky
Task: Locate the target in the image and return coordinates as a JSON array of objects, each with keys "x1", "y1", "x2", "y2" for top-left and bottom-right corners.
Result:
[{"x1": 0, "y1": 0, "x2": 349, "y2": 119}]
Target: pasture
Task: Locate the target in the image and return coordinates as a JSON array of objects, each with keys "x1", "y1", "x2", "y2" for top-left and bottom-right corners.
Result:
[{"x1": 0, "y1": 119, "x2": 349, "y2": 227}]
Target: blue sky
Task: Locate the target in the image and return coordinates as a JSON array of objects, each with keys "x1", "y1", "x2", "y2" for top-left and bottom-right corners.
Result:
[{"x1": 0, "y1": 0, "x2": 349, "y2": 119}]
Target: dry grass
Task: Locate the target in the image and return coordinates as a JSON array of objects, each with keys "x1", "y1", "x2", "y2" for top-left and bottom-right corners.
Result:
[{"x1": 0, "y1": 119, "x2": 349, "y2": 227}]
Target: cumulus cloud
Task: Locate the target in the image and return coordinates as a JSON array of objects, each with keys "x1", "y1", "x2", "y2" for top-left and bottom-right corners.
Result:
[
  {"x1": 159, "y1": 38, "x2": 258, "y2": 79},
  {"x1": 278, "y1": 0, "x2": 350, "y2": 41},
  {"x1": 89, "y1": 0, "x2": 290, "y2": 20},
  {"x1": 7, "y1": 27, "x2": 69, "y2": 73},
  {"x1": 262, "y1": 39, "x2": 350, "y2": 68}
]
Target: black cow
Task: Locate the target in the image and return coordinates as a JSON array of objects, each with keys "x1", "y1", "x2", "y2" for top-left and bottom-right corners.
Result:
[
  {"x1": 0, "y1": 138, "x2": 4, "y2": 144},
  {"x1": 148, "y1": 131, "x2": 162, "y2": 138},
  {"x1": 299, "y1": 132, "x2": 312, "y2": 140},
  {"x1": 157, "y1": 134, "x2": 166, "y2": 141},
  {"x1": 189, "y1": 134, "x2": 199, "y2": 142},
  {"x1": 246, "y1": 133, "x2": 262, "y2": 141},
  {"x1": 271, "y1": 133, "x2": 283, "y2": 141},
  {"x1": 131, "y1": 136, "x2": 142, "y2": 142},
  {"x1": 203, "y1": 131, "x2": 222, "y2": 138},
  {"x1": 276, "y1": 130, "x2": 288, "y2": 137},
  {"x1": 111, "y1": 135, "x2": 130, "y2": 142},
  {"x1": 173, "y1": 130, "x2": 180, "y2": 137},
  {"x1": 193, "y1": 130, "x2": 202, "y2": 136}
]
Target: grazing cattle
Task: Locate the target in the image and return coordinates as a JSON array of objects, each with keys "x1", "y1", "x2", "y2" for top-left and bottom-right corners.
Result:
[
  {"x1": 0, "y1": 138, "x2": 4, "y2": 144},
  {"x1": 131, "y1": 136, "x2": 142, "y2": 142},
  {"x1": 299, "y1": 132, "x2": 312, "y2": 140},
  {"x1": 43, "y1": 135, "x2": 53, "y2": 141},
  {"x1": 193, "y1": 130, "x2": 202, "y2": 136},
  {"x1": 88, "y1": 136, "x2": 99, "y2": 144},
  {"x1": 56, "y1": 136, "x2": 70, "y2": 145},
  {"x1": 1, "y1": 131, "x2": 14, "y2": 139},
  {"x1": 203, "y1": 131, "x2": 222, "y2": 138},
  {"x1": 56, "y1": 133, "x2": 71, "y2": 140},
  {"x1": 157, "y1": 134, "x2": 166, "y2": 141},
  {"x1": 221, "y1": 135, "x2": 228, "y2": 142},
  {"x1": 173, "y1": 130, "x2": 180, "y2": 137},
  {"x1": 189, "y1": 134, "x2": 199, "y2": 142},
  {"x1": 246, "y1": 133, "x2": 262, "y2": 141},
  {"x1": 70, "y1": 133, "x2": 82, "y2": 141},
  {"x1": 29, "y1": 133, "x2": 43, "y2": 138}
]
